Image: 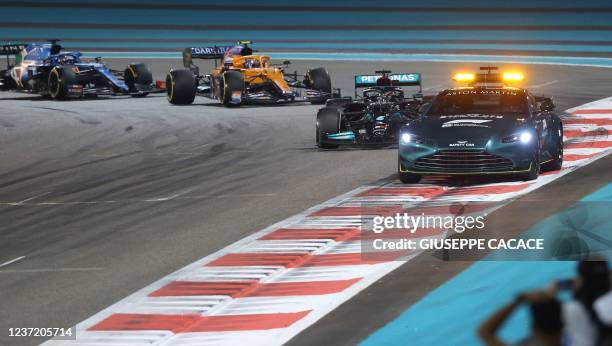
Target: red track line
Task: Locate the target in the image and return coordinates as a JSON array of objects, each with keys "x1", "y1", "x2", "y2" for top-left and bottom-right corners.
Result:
[
  {"x1": 564, "y1": 118, "x2": 612, "y2": 126},
  {"x1": 563, "y1": 153, "x2": 599, "y2": 161},
  {"x1": 88, "y1": 311, "x2": 311, "y2": 333},
  {"x1": 565, "y1": 141, "x2": 612, "y2": 149},
  {"x1": 356, "y1": 186, "x2": 446, "y2": 198},
  {"x1": 444, "y1": 183, "x2": 530, "y2": 196},
  {"x1": 571, "y1": 109, "x2": 612, "y2": 114},
  {"x1": 564, "y1": 129, "x2": 612, "y2": 138}
]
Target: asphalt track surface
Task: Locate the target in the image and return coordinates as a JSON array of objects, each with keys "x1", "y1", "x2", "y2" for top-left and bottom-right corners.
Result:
[{"x1": 0, "y1": 59, "x2": 611, "y2": 346}]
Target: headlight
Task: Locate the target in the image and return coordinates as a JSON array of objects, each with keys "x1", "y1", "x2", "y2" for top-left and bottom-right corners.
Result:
[
  {"x1": 400, "y1": 133, "x2": 411, "y2": 144},
  {"x1": 502, "y1": 131, "x2": 533, "y2": 144},
  {"x1": 519, "y1": 132, "x2": 532, "y2": 143},
  {"x1": 400, "y1": 132, "x2": 424, "y2": 144}
]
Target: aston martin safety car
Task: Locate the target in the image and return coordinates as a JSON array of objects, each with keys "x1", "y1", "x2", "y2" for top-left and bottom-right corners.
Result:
[
  {"x1": 398, "y1": 67, "x2": 563, "y2": 183},
  {"x1": 166, "y1": 41, "x2": 335, "y2": 107},
  {"x1": 0, "y1": 41, "x2": 155, "y2": 99},
  {"x1": 316, "y1": 70, "x2": 425, "y2": 148}
]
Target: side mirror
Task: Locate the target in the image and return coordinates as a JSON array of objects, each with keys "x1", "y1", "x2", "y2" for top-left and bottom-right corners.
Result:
[{"x1": 538, "y1": 98, "x2": 555, "y2": 112}]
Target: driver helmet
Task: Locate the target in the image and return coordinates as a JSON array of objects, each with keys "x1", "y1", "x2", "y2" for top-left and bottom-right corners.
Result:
[
  {"x1": 58, "y1": 55, "x2": 76, "y2": 65},
  {"x1": 244, "y1": 58, "x2": 260, "y2": 68},
  {"x1": 376, "y1": 73, "x2": 393, "y2": 87}
]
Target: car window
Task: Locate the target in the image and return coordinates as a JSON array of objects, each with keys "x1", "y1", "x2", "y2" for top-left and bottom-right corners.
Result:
[{"x1": 427, "y1": 89, "x2": 528, "y2": 116}]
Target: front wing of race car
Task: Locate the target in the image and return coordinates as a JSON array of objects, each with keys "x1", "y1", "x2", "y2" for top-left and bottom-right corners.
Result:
[
  {"x1": 320, "y1": 129, "x2": 401, "y2": 147},
  {"x1": 241, "y1": 88, "x2": 331, "y2": 104}
]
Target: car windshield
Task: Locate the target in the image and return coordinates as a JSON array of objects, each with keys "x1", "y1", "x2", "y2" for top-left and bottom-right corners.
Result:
[{"x1": 427, "y1": 89, "x2": 527, "y2": 116}]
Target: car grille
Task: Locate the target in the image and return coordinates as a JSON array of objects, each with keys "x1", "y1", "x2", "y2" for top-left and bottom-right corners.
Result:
[{"x1": 414, "y1": 150, "x2": 514, "y2": 173}]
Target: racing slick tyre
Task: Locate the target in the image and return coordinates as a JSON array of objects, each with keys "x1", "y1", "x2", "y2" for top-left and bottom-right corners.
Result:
[
  {"x1": 166, "y1": 69, "x2": 196, "y2": 105},
  {"x1": 125, "y1": 63, "x2": 153, "y2": 97},
  {"x1": 307, "y1": 67, "x2": 332, "y2": 105},
  {"x1": 543, "y1": 123, "x2": 564, "y2": 172},
  {"x1": 220, "y1": 71, "x2": 245, "y2": 107},
  {"x1": 48, "y1": 66, "x2": 77, "y2": 100},
  {"x1": 398, "y1": 159, "x2": 421, "y2": 184},
  {"x1": 0, "y1": 70, "x2": 15, "y2": 91},
  {"x1": 316, "y1": 107, "x2": 340, "y2": 149}
]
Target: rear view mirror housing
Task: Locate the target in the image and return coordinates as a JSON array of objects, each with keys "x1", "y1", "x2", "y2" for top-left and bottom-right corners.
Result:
[{"x1": 537, "y1": 97, "x2": 555, "y2": 112}]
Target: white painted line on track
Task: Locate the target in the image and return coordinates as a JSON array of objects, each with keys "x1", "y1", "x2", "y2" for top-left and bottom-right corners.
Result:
[
  {"x1": 0, "y1": 193, "x2": 278, "y2": 206},
  {"x1": 527, "y1": 80, "x2": 558, "y2": 89},
  {"x1": 0, "y1": 256, "x2": 25, "y2": 268},
  {"x1": 11, "y1": 192, "x2": 51, "y2": 205}
]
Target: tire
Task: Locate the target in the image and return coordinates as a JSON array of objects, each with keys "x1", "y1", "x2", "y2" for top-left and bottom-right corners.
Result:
[
  {"x1": 307, "y1": 67, "x2": 331, "y2": 105},
  {"x1": 124, "y1": 63, "x2": 153, "y2": 97},
  {"x1": 166, "y1": 69, "x2": 196, "y2": 105},
  {"x1": 398, "y1": 159, "x2": 421, "y2": 184},
  {"x1": 48, "y1": 66, "x2": 77, "y2": 100},
  {"x1": 543, "y1": 122, "x2": 563, "y2": 172},
  {"x1": 520, "y1": 155, "x2": 541, "y2": 181},
  {"x1": 316, "y1": 107, "x2": 340, "y2": 149},
  {"x1": 0, "y1": 70, "x2": 15, "y2": 91},
  {"x1": 220, "y1": 71, "x2": 245, "y2": 107}
]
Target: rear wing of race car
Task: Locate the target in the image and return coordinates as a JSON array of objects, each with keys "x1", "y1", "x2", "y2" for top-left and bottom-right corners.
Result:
[
  {"x1": 182, "y1": 46, "x2": 233, "y2": 71},
  {"x1": 354, "y1": 73, "x2": 421, "y2": 88},
  {"x1": 354, "y1": 73, "x2": 422, "y2": 98},
  {"x1": 0, "y1": 43, "x2": 27, "y2": 67}
]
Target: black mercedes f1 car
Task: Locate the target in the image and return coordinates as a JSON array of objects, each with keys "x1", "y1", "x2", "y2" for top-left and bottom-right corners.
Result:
[{"x1": 316, "y1": 71, "x2": 425, "y2": 148}]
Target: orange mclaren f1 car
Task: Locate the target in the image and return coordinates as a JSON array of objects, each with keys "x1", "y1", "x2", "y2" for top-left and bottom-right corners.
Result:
[{"x1": 166, "y1": 41, "x2": 336, "y2": 107}]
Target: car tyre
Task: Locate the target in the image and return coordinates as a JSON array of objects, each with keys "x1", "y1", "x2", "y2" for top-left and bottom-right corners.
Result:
[
  {"x1": 220, "y1": 71, "x2": 244, "y2": 107},
  {"x1": 48, "y1": 66, "x2": 77, "y2": 100},
  {"x1": 316, "y1": 107, "x2": 340, "y2": 149},
  {"x1": 307, "y1": 67, "x2": 332, "y2": 105},
  {"x1": 125, "y1": 63, "x2": 153, "y2": 97},
  {"x1": 398, "y1": 159, "x2": 421, "y2": 184},
  {"x1": 166, "y1": 69, "x2": 196, "y2": 105},
  {"x1": 520, "y1": 156, "x2": 540, "y2": 181},
  {"x1": 543, "y1": 122, "x2": 563, "y2": 172},
  {"x1": 0, "y1": 70, "x2": 15, "y2": 91}
]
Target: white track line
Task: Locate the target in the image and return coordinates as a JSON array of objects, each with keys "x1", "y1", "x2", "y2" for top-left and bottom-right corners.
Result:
[{"x1": 0, "y1": 256, "x2": 25, "y2": 268}]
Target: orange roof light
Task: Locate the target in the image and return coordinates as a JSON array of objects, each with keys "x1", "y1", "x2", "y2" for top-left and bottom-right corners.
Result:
[
  {"x1": 502, "y1": 72, "x2": 524, "y2": 82},
  {"x1": 452, "y1": 73, "x2": 475, "y2": 82}
]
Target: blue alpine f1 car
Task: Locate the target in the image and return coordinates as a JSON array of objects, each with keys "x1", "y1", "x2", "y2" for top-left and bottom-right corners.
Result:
[
  {"x1": 398, "y1": 67, "x2": 563, "y2": 183},
  {"x1": 0, "y1": 41, "x2": 155, "y2": 99}
]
